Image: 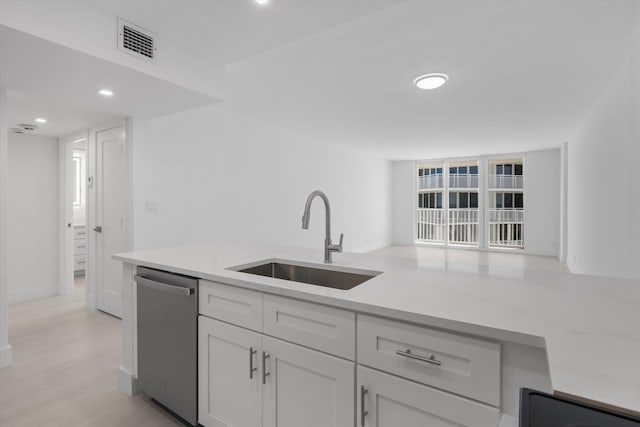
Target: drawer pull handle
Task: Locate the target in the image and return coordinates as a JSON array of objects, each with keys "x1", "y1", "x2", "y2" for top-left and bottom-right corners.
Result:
[
  {"x1": 262, "y1": 351, "x2": 270, "y2": 385},
  {"x1": 249, "y1": 347, "x2": 257, "y2": 379},
  {"x1": 395, "y1": 349, "x2": 442, "y2": 366},
  {"x1": 360, "y1": 385, "x2": 368, "y2": 427}
]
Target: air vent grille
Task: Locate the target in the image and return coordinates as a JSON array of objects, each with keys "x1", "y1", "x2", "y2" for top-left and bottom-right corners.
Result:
[{"x1": 117, "y1": 18, "x2": 156, "y2": 62}]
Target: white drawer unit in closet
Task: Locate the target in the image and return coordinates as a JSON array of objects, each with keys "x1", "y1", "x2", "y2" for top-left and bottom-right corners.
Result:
[
  {"x1": 73, "y1": 225, "x2": 87, "y2": 273},
  {"x1": 199, "y1": 280, "x2": 263, "y2": 332},
  {"x1": 263, "y1": 294, "x2": 355, "y2": 360},
  {"x1": 357, "y1": 314, "x2": 501, "y2": 406}
]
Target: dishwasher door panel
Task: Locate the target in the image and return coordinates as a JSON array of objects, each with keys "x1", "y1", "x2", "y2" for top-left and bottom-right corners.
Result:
[{"x1": 137, "y1": 267, "x2": 198, "y2": 426}]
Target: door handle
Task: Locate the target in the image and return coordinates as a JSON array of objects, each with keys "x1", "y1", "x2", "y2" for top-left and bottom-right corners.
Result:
[
  {"x1": 134, "y1": 275, "x2": 194, "y2": 296},
  {"x1": 93, "y1": 226, "x2": 102, "y2": 233}
]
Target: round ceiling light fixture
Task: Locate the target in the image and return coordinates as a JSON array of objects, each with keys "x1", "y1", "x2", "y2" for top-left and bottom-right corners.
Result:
[
  {"x1": 255, "y1": 0, "x2": 269, "y2": 5},
  {"x1": 97, "y1": 88, "x2": 114, "y2": 97},
  {"x1": 413, "y1": 73, "x2": 449, "y2": 90},
  {"x1": 35, "y1": 117, "x2": 47, "y2": 124}
]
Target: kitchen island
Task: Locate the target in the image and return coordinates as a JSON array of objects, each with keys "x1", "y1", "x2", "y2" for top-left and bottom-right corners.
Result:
[{"x1": 114, "y1": 243, "x2": 640, "y2": 424}]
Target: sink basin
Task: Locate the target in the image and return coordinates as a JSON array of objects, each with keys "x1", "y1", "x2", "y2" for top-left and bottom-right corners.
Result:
[{"x1": 228, "y1": 259, "x2": 380, "y2": 290}]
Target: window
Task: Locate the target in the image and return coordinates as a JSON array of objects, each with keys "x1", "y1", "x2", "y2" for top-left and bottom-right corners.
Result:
[
  {"x1": 417, "y1": 160, "x2": 479, "y2": 246},
  {"x1": 416, "y1": 157, "x2": 524, "y2": 249},
  {"x1": 488, "y1": 158, "x2": 524, "y2": 248}
]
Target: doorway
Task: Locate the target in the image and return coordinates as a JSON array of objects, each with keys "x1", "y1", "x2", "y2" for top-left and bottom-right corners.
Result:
[{"x1": 61, "y1": 122, "x2": 130, "y2": 318}]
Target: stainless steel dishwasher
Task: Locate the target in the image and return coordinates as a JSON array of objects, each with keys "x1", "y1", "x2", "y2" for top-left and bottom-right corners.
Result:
[{"x1": 135, "y1": 266, "x2": 198, "y2": 426}]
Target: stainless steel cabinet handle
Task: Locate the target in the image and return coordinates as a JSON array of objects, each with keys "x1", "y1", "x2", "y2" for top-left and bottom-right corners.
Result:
[
  {"x1": 134, "y1": 275, "x2": 194, "y2": 296},
  {"x1": 395, "y1": 348, "x2": 442, "y2": 366},
  {"x1": 249, "y1": 347, "x2": 257, "y2": 379},
  {"x1": 262, "y1": 351, "x2": 270, "y2": 385},
  {"x1": 360, "y1": 385, "x2": 368, "y2": 427}
]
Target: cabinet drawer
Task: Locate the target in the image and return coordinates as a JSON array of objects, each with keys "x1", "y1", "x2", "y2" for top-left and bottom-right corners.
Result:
[
  {"x1": 74, "y1": 259, "x2": 86, "y2": 271},
  {"x1": 357, "y1": 314, "x2": 500, "y2": 406},
  {"x1": 74, "y1": 240, "x2": 87, "y2": 254},
  {"x1": 357, "y1": 366, "x2": 500, "y2": 427},
  {"x1": 199, "y1": 280, "x2": 262, "y2": 332},
  {"x1": 73, "y1": 228, "x2": 87, "y2": 239},
  {"x1": 263, "y1": 294, "x2": 355, "y2": 360}
]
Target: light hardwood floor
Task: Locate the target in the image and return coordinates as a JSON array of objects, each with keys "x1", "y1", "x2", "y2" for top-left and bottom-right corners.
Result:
[{"x1": 0, "y1": 277, "x2": 183, "y2": 427}]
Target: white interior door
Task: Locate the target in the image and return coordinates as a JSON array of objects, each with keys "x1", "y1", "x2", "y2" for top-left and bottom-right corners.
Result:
[
  {"x1": 59, "y1": 138, "x2": 75, "y2": 295},
  {"x1": 95, "y1": 126, "x2": 127, "y2": 317}
]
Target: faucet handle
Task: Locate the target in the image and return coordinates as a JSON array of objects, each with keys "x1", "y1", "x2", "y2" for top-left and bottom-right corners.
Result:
[{"x1": 337, "y1": 233, "x2": 344, "y2": 252}]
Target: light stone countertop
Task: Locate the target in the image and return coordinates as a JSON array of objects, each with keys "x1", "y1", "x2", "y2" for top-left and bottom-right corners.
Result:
[{"x1": 114, "y1": 243, "x2": 640, "y2": 414}]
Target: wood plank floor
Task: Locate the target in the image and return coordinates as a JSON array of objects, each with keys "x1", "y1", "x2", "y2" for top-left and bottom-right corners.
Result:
[{"x1": 0, "y1": 277, "x2": 183, "y2": 427}]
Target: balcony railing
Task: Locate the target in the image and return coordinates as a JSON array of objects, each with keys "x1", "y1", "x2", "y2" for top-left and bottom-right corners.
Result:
[
  {"x1": 489, "y1": 174, "x2": 523, "y2": 189},
  {"x1": 488, "y1": 208, "x2": 524, "y2": 223},
  {"x1": 448, "y1": 208, "x2": 478, "y2": 244},
  {"x1": 416, "y1": 208, "x2": 445, "y2": 242},
  {"x1": 418, "y1": 174, "x2": 443, "y2": 190},
  {"x1": 418, "y1": 208, "x2": 524, "y2": 247},
  {"x1": 417, "y1": 208, "x2": 479, "y2": 244},
  {"x1": 488, "y1": 208, "x2": 524, "y2": 248},
  {"x1": 449, "y1": 174, "x2": 478, "y2": 189}
]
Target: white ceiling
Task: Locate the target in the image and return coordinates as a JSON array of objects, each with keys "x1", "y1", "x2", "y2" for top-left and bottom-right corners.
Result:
[
  {"x1": 86, "y1": 0, "x2": 400, "y2": 65},
  {"x1": 223, "y1": 0, "x2": 639, "y2": 159},
  {"x1": 0, "y1": 24, "x2": 217, "y2": 137},
  {"x1": 3, "y1": 0, "x2": 639, "y2": 155}
]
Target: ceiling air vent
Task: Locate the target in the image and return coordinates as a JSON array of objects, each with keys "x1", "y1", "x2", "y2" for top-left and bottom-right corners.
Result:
[{"x1": 117, "y1": 18, "x2": 156, "y2": 62}]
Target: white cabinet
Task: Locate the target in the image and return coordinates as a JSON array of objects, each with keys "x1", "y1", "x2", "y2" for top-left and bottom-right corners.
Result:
[
  {"x1": 263, "y1": 336, "x2": 354, "y2": 427},
  {"x1": 358, "y1": 314, "x2": 500, "y2": 406},
  {"x1": 198, "y1": 282, "x2": 503, "y2": 427},
  {"x1": 198, "y1": 316, "x2": 262, "y2": 427},
  {"x1": 73, "y1": 225, "x2": 87, "y2": 273},
  {"x1": 198, "y1": 294, "x2": 355, "y2": 427},
  {"x1": 357, "y1": 366, "x2": 500, "y2": 427}
]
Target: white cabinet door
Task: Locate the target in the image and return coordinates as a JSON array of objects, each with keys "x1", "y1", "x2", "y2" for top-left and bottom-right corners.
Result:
[
  {"x1": 357, "y1": 366, "x2": 500, "y2": 427},
  {"x1": 198, "y1": 316, "x2": 262, "y2": 427},
  {"x1": 263, "y1": 336, "x2": 355, "y2": 427}
]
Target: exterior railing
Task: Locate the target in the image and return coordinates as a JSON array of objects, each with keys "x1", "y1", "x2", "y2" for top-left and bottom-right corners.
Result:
[
  {"x1": 488, "y1": 208, "x2": 524, "y2": 223},
  {"x1": 418, "y1": 208, "x2": 524, "y2": 247},
  {"x1": 449, "y1": 174, "x2": 478, "y2": 189},
  {"x1": 489, "y1": 174, "x2": 523, "y2": 189},
  {"x1": 448, "y1": 208, "x2": 478, "y2": 244},
  {"x1": 417, "y1": 208, "x2": 479, "y2": 244},
  {"x1": 488, "y1": 208, "x2": 524, "y2": 248},
  {"x1": 417, "y1": 174, "x2": 444, "y2": 189},
  {"x1": 416, "y1": 208, "x2": 445, "y2": 242}
]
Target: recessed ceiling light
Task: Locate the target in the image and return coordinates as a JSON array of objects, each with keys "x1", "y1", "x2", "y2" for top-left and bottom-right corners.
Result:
[
  {"x1": 414, "y1": 73, "x2": 449, "y2": 90},
  {"x1": 97, "y1": 88, "x2": 114, "y2": 97},
  {"x1": 35, "y1": 118, "x2": 47, "y2": 124},
  {"x1": 255, "y1": 0, "x2": 269, "y2": 5}
]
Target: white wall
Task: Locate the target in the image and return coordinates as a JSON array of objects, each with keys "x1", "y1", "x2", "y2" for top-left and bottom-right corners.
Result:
[
  {"x1": 391, "y1": 149, "x2": 562, "y2": 257},
  {"x1": 391, "y1": 161, "x2": 416, "y2": 246},
  {"x1": 523, "y1": 148, "x2": 561, "y2": 257},
  {"x1": 567, "y1": 41, "x2": 638, "y2": 278},
  {"x1": 7, "y1": 133, "x2": 59, "y2": 303},
  {"x1": 132, "y1": 104, "x2": 392, "y2": 254}
]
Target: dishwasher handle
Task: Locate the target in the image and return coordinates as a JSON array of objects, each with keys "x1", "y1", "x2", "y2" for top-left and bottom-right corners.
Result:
[{"x1": 134, "y1": 275, "x2": 194, "y2": 296}]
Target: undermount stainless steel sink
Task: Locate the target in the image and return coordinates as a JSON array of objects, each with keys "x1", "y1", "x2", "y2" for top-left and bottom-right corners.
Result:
[{"x1": 229, "y1": 259, "x2": 381, "y2": 290}]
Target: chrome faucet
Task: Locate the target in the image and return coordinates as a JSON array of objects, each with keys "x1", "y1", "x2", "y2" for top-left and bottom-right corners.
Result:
[{"x1": 301, "y1": 190, "x2": 343, "y2": 264}]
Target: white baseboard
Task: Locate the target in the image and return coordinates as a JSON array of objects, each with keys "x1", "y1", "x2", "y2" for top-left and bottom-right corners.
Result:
[
  {"x1": 9, "y1": 285, "x2": 58, "y2": 304},
  {"x1": 117, "y1": 366, "x2": 139, "y2": 397},
  {"x1": 0, "y1": 344, "x2": 13, "y2": 368}
]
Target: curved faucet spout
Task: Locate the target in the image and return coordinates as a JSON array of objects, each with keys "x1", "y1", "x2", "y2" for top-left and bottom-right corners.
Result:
[{"x1": 301, "y1": 190, "x2": 343, "y2": 263}]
